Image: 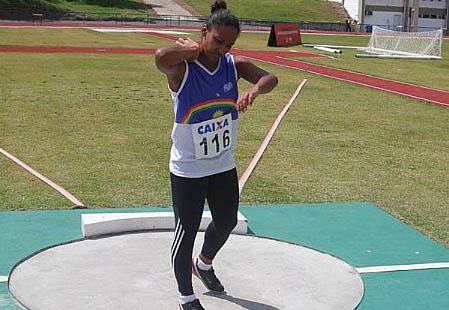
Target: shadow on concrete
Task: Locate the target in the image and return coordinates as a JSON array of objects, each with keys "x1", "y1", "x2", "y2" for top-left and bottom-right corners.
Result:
[{"x1": 204, "y1": 292, "x2": 280, "y2": 310}]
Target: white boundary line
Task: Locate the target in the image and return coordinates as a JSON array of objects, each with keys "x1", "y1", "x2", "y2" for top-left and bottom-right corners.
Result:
[
  {"x1": 0, "y1": 275, "x2": 8, "y2": 282},
  {"x1": 238, "y1": 79, "x2": 308, "y2": 194},
  {"x1": 244, "y1": 56, "x2": 449, "y2": 107},
  {"x1": 0, "y1": 147, "x2": 85, "y2": 207},
  {"x1": 356, "y1": 262, "x2": 449, "y2": 274}
]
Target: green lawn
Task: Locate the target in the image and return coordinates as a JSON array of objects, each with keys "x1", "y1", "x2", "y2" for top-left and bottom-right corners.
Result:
[
  {"x1": 0, "y1": 29, "x2": 448, "y2": 249},
  {"x1": 0, "y1": 52, "x2": 172, "y2": 210},
  {"x1": 0, "y1": 28, "x2": 170, "y2": 48},
  {"x1": 1, "y1": 0, "x2": 344, "y2": 21},
  {"x1": 184, "y1": 0, "x2": 344, "y2": 22},
  {"x1": 0, "y1": 0, "x2": 153, "y2": 17}
]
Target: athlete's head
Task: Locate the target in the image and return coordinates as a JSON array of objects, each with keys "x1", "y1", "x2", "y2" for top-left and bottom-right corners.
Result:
[{"x1": 200, "y1": 0, "x2": 240, "y2": 61}]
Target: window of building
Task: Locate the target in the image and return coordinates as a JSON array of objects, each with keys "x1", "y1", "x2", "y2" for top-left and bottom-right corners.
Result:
[{"x1": 423, "y1": 14, "x2": 430, "y2": 18}]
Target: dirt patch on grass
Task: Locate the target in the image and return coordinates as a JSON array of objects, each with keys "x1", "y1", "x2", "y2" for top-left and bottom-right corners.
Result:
[
  {"x1": 172, "y1": 0, "x2": 201, "y2": 16},
  {"x1": 326, "y1": 1, "x2": 348, "y2": 20}
]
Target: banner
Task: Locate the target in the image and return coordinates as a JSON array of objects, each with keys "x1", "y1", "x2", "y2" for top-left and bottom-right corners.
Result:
[{"x1": 267, "y1": 23, "x2": 301, "y2": 47}]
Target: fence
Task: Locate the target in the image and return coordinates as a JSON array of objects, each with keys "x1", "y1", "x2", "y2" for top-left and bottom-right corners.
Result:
[
  {"x1": 0, "y1": 8, "x2": 447, "y2": 34},
  {"x1": 0, "y1": 8, "x2": 351, "y2": 31}
]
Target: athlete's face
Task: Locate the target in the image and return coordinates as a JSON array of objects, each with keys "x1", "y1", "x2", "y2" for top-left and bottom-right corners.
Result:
[{"x1": 201, "y1": 24, "x2": 239, "y2": 61}]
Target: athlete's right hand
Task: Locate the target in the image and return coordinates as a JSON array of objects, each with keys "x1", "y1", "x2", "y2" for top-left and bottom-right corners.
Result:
[{"x1": 176, "y1": 37, "x2": 200, "y2": 61}]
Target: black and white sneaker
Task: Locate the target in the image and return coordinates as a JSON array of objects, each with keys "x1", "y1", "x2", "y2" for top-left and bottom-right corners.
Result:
[
  {"x1": 192, "y1": 258, "x2": 225, "y2": 293},
  {"x1": 179, "y1": 299, "x2": 205, "y2": 310}
]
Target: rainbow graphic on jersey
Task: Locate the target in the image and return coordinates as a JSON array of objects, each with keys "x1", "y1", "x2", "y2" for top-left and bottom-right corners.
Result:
[{"x1": 181, "y1": 99, "x2": 237, "y2": 124}]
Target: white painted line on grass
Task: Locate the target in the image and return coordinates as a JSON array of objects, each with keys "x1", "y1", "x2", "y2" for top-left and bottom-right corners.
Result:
[
  {"x1": 0, "y1": 275, "x2": 8, "y2": 282},
  {"x1": 356, "y1": 262, "x2": 449, "y2": 274}
]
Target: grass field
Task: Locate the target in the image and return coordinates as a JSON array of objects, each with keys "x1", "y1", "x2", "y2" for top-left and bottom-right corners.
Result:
[
  {"x1": 1, "y1": 0, "x2": 343, "y2": 21},
  {"x1": 183, "y1": 0, "x2": 344, "y2": 22},
  {"x1": 0, "y1": 28, "x2": 448, "y2": 249},
  {"x1": 0, "y1": 28, "x2": 169, "y2": 48},
  {"x1": 0, "y1": 0, "x2": 152, "y2": 16}
]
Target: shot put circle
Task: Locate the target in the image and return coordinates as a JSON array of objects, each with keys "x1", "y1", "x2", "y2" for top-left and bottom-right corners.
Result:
[{"x1": 9, "y1": 232, "x2": 364, "y2": 310}]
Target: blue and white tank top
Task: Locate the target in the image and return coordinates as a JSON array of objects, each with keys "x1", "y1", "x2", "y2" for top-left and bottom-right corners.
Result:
[{"x1": 169, "y1": 53, "x2": 239, "y2": 178}]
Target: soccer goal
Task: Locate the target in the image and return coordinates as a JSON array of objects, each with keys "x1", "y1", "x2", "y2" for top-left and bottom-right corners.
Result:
[{"x1": 357, "y1": 26, "x2": 443, "y2": 59}]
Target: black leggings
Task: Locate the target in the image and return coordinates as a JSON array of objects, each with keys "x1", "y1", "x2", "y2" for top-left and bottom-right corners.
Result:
[{"x1": 170, "y1": 168, "x2": 239, "y2": 296}]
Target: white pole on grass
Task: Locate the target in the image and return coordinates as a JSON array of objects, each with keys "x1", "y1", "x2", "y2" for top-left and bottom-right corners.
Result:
[
  {"x1": 313, "y1": 46, "x2": 342, "y2": 54},
  {"x1": 355, "y1": 53, "x2": 442, "y2": 60}
]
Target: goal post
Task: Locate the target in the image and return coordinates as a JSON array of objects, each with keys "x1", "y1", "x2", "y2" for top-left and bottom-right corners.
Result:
[{"x1": 363, "y1": 26, "x2": 443, "y2": 59}]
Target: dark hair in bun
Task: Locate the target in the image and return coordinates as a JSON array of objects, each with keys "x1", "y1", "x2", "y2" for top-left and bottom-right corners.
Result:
[
  {"x1": 206, "y1": 0, "x2": 240, "y2": 33},
  {"x1": 211, "y1": 0, "x2": 227, "y2": 13}
]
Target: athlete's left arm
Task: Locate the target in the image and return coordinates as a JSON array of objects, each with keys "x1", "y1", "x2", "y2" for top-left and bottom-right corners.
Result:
[{"x1": 234, "y1": 55, "x2": 278, "y2": 113}]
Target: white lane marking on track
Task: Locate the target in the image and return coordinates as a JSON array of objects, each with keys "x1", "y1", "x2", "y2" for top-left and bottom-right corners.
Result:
[
  {"x1": 356, "y1": 262, "x2": 449, "y2": 273},
  {"x1": 0, "y1": 275, "x2": 8, "y2": 282}
]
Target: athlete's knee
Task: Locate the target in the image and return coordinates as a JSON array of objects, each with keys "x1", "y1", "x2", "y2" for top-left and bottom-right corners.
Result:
[{"x1": 214, "y1": 216, "x2": 237, "y2": 234}]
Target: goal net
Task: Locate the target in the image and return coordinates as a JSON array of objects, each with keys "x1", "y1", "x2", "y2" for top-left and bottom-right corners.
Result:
[{"x1": 364, "y1": 26, "x2": 443, "y2": 58}]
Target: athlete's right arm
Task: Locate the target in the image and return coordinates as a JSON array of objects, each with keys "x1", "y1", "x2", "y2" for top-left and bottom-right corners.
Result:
[{"x1": 155, "y1": 38, "x2": 200, "y2": 92}]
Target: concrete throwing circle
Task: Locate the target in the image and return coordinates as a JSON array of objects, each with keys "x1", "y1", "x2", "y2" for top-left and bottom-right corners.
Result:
[{"x1": 9, "y1": 232, "x2": 364, "y2": 310}]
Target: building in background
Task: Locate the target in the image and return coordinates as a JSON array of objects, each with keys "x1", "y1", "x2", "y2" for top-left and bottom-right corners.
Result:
[{"x1": 343, "y1": 0, "x2": 448, "y2": 32}]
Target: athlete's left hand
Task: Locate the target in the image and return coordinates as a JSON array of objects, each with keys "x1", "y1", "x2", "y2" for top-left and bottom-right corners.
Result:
[{"x1": 237, "y1": 90, "x2": 258, "y2": 113}]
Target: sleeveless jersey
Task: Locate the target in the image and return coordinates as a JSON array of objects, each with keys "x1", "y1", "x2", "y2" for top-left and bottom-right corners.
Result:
[{"x1": 169, "y1": 54, "x2": 239, "y2": 178}]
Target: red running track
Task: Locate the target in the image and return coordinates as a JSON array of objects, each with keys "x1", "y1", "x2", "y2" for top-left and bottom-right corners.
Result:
[
  {"x1": 236, "y1": 51, "x2": 449, "y2": 108},
  {"x1": 1, "y1": 44, "x2": 448, "y2": 107}
]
